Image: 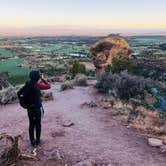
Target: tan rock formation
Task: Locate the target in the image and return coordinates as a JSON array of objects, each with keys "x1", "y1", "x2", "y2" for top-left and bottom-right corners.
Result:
[
  {"x1": 0, "y1": 72, "x2": 11, "y2": 90},
  {"x1": 90, "y1": 37, "x2": 132, "y2": 76}
]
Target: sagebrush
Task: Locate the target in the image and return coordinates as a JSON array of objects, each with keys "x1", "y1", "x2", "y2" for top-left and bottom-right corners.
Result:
[{"x1": 96, "y1": 71, "x2": 154, "y2": 100}]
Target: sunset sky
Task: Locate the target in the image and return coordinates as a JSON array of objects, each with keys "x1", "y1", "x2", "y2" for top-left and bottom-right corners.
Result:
[{"x1": 0, "y1": 0, "x2": 166, "y2": 35}]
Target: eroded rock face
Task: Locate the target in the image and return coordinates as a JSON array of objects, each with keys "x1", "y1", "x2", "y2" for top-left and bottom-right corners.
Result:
[
  {"x1": 0, "y1": 87, "x2": 18, "y2": 104},
  {"x1": 0, "y1": 72, "x2": 11, "y2": 90},
  {"x1": 90, "y1": 37, "x2": 132, "y2": 76}
]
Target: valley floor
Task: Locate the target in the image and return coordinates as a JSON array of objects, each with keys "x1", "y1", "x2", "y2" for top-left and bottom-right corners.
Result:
[{"x1": 0, "y1": 82, "x2": 166, "y2": 166}]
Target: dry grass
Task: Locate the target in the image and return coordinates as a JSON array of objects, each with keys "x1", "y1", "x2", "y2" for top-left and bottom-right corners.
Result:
[
  {"x1": 131, "y1": 124, "x2": 165, "y2": 135},
  {"x1": 135, "y1": 106, "x2": 165, "y2": 127},
  {"x1": 129, "y1": 107, "x2": 166, "y2": 135},
  {"x1": 110, "y1": 104, "x2": 166, "y2": 135},
  {"x1": 0, "y1": 133, "x2": 37, "y2": 165}
]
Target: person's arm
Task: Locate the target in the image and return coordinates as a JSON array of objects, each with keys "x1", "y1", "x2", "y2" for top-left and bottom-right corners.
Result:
[{"x1": 36, "y1": 78, "x2": 51, "y2": 90}]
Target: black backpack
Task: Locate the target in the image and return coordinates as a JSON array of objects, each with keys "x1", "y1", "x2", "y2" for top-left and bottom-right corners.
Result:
[{"x1": 17, "y1": 82, "x2": 34, "y2": 109}]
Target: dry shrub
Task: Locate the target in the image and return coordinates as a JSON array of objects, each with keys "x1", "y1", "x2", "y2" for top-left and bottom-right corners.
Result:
[
  {"x1": 81, "y1": 101, "x2": 98, "y2": 108},
  {"x1": 74, "y1": 74, "x2": 87, "y2": 86},
  {"x1": 111, "y1": 103, "x2": 166, "y2": 135},
  {"x1": 0, "y1": 133, "x2": 21, "y2": 165},
  {"x1": 41, "y1": 91, "x2": 54, "y2": 101},
  {"x1": 135, "y1": 106, "x2": 164, "y2": 126},
  {"x1": 61, "y1": 81, "x2": 74, "y2": 91},
  {"x1": 131, "y1": 124, "x2": 165, "y2": 135},
  {"x1": 130, "y1": 106, "x2": 166, "y2": 134},
  {"x1": 0, "y1": 87, "x2": 18, "y2": 104},
  {"x1": 96, "y1": 71, "x2": 154, "y2": 100},
  {"x1": 0, "y1": 133, "x2": 37, "y2": 165}
]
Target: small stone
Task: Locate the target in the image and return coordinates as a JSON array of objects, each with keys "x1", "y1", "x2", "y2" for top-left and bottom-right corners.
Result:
[
  {"x1": 160, "y1": 145, "x2": 166, "y2": 153},
  {"x1": 73, "y1": 159, "x2": 96, "y2": 166},
  {"x1": 113, "y1": 101, "x2": 124, "y2": 109},
  {"x1": 63, "y1": 120, "x2": 74, "y2": 127},
  {"x1": 148, "y1": 138, "x2": 163, "y2": 147},
  {"x1": 126, "y1": 125, "x2": 130, "y2": 129},
  {"x1": 101, "y1": 102, "x2": 111, "y2": 109},
  {"x1": 41, "y1": 91, "x2": 54, "y2": 101}
]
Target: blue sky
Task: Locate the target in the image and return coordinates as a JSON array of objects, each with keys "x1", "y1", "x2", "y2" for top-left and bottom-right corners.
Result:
[{"x1": 0, "y1": 0, "x2": 166, "y2": 35}]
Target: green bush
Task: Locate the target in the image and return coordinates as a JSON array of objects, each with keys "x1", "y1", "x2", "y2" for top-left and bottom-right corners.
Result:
[
  {"x1": 61, "y1": 81, "x2": 74, "y2": 91},
  {"x1": 40, "y1": 63, "x2": 67, "y2": 76},
  {"x1": 65, "y1": 74, "x2": 72, "y2": 80},
  {"x1": 104, "y1": 64, "x2": 112, "y2": 73},
  {"x1": 153, "y1": 96, "x2": 161, "y2": 108},
  {"x1": 79, "y1": 64, "x2": 86, "y2": 74},
  {"x1": 111, "y1": 56, "x2": 133, "y2": 73},
  {"x1": 8, "y1": 75, "x2": 28, "y2": 85},
  {"x1": 74, "y1": 74, "x2": 87, "y2": 86},
  {"x1": 69, "y1": 60, "x2": 86, "y2": 78},
  {"x1": 85, "y1": 68, "x2": 96, "y2": 77}
]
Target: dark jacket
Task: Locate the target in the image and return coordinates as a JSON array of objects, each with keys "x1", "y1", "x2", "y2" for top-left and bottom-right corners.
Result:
[
  {"x1": 28, "y1": 70, "x2": 51, "y2": 109},
  {"x1": 28, "y1": 70, "x2": 42, "y2": 109},
  {"x1": 27, "y1": 80, "x2": 42, "y2": 109}
]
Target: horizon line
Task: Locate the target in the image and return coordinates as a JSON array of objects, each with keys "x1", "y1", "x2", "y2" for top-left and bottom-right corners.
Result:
[{"x1": 1, "y1": 32, "x2": 166, "y2": 37}]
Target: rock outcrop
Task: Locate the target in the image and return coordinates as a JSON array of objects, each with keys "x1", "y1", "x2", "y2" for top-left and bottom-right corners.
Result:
[
  {"x1": 90, "y1": 37, "x2": 132, "y2": 76},
  {"x1": 0, "y1": 72, "x2": 11, "y2": 90},
  {"x1": 0, "y1": 87, "x2": 18, "y2": 104},
  {"x1": 0, "y1": 72, "x2": 17, "y2": 104},
  {"x1": 148, "y1": 138, "x2": 163, "y2": 147}
]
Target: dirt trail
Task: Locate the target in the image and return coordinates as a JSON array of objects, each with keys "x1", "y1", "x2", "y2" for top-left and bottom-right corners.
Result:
[{"x1": 0, "y1": 82, "x2": 166, "y2": 166}]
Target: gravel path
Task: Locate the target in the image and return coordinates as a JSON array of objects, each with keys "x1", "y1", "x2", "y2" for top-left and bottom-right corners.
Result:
[{"x1": 0, "y1": 83, "x2": 166, "y2": 166}]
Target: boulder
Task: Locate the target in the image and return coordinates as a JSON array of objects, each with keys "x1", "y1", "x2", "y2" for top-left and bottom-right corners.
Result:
[
  {"x1": 90, "y1": 37, "x2": 132, "y2": 76},
  {"x1": 0, "y1": 72, "x2": 11, "y2": 90},
  {"x1": 0, "y1": 87, "x2": 18, "y2": 104},
  {"x1": 160, "y1": 145, "x2": 166, "y2": 153},
  {"x1": 148, "y1": 138, "x2": 163, "y2": 147},
  {"x1": 41, "y1": 91, "x2": 54, "y2": 101}
]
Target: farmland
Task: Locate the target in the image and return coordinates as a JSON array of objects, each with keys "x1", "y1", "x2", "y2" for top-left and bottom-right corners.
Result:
[{"x1": 0, "y1": 35, "x2": 166, "y2": 84}]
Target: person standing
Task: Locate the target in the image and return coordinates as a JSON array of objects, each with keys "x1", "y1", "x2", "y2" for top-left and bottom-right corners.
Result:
[{"x1": 27, "y1": 70, "x2": 51, "y2": 146}]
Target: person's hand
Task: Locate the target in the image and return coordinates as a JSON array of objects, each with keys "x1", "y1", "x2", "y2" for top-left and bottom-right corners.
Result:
[{"x1": 40, "y1": 74, "x2": 44, "y2": 80}]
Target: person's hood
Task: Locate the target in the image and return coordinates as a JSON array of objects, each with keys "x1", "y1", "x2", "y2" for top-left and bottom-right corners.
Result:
[{"x1": 29, "y1": 70, "x2": 41, "y2": 82}]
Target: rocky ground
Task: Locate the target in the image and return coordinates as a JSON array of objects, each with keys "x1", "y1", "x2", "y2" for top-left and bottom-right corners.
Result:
[{"x1": 0, "y1": 82, "x2": 166, "y2": 166}]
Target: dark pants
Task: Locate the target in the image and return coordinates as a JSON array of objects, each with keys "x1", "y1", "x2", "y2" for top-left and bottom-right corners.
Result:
[{"x1": 27, "y1": 107, "x2": 43, "y2": 143}]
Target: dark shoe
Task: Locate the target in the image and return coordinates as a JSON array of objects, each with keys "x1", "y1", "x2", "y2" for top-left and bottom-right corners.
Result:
[
  {"x1": 31, "y1": 139, "x2": 36, "y2": 147},
  {"x1": 35, "y1": 140, "x2": 41, "y2": 146}
]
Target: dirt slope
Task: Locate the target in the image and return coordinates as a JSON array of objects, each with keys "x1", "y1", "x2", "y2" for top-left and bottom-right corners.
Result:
[{"x1": 0, "y1": 82, "x2": 166, "y2": 166}]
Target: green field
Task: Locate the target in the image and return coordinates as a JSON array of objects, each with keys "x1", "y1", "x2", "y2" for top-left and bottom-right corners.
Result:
[
  {"x1": 26, "y1": 44, "x2": 89, "y2": 55},
  {"x1": 0, "y1": 59, "x2": 29, "y2": 75},
  {"x1": 0, "y1": 48, "x2": 18, "y2": 57},
  {"x1": 0, "y1": 59, "x2": 30, "y2": 85},
  {"x1": 0, "y1": 36, "x2": 166, "y2": 85}
]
